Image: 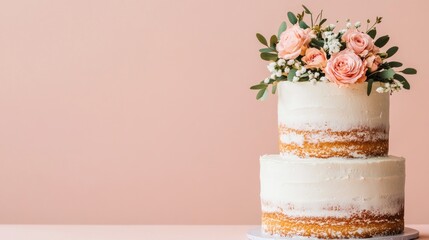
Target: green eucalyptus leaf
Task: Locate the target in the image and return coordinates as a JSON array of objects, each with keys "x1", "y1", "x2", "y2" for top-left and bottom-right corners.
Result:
[
  {"x1": 388, "y1": 61, "x2": 403, "y2": 68},
  {"x1": 367, "y1": 78, "x2": 374, "y2": 96},
  {"x1": 310, "y1": 38, "x2": 324, "y2": 48},
  {"x1": 256, "y1": 88, "x2": 267, "y2": 100},
  {"x1": 272, "y1": 84, "x2": 277, "y2": 94},
  {"x1": 374, "y1": 35, "x2": 390, "y2": 48},
  {"x1": 386, "y1": 46, "x2": 398, "y2": 58},
  {"x1": 302, "y1": 5, "x2": 311, "y2": 14},
  {"x1": 256, "y1": 33, "x2": 268, "y2": 46},
  {"x1": 250, "y1": 83, "x2": 267, "y2": 90},
  {"x1": 401, "y1": 68, "x2": 417, "y2": 74},
  {"x1": 367, "y1": 28, "x2": 377, "y2": 39},
  {"x1": 259, "y1": 48, "x2": 275, "y2": 53},
  {"x1": 394, "y1": 74, "x2": 410, "y2": 89},
  {"x1": 287, "y1": 12, "x2": 298, "y2": 24},
  {"x1": 260, "y1": 52, "x2": 278, "y2": 61},
  {"x1": 287, "y1": 69, "x2": 297, "y2": 81},
  {"x1": 299, "y1": 21, "x2": 309, "y2": 29},
  {"x1": 278, "y1": 21, "x2": 287, "y2": 38},
  {"x1": 275, "y1": 75, "x2": 287, "y2": 81},
  {"x1": 270, "y1": 35, "x2": 278, "y2": 48},
  {"x1": 377, "y1": 68, "x2": 395, "y2": 79}
]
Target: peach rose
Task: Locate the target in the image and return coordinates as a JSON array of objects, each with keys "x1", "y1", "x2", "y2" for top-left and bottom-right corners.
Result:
[
  {"x1": 341, "y1": 29, "x2": 376, "y2": 57},
  {"x1": 365, "y1": 54, "x2": 382, "y2": 72},
  {"x1": 302, "y1": 48, "x2": 327, "y2": 69},
  {"x1": 324, "y1": 49, "x2": 367, "y2": 85},
  {"x1": 276, "y1": 25, "x2": 313, "y2": 60}
]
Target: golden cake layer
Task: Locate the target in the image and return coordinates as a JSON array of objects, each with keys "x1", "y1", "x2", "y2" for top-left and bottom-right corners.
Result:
[
  {"x1": 278, "y1": 125, "x2": 388, "y2": 158},
  {"x1": 262, "y1": 209, "x2": 404, "y2": 239}
]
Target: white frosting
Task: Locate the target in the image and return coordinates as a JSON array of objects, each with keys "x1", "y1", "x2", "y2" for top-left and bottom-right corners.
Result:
[
  {"x1": 278, "y1": 82, "x2": 389, "y2": 131},
  {"x1": 260, "y1": 154, "x2": 405, "y2": 217}
]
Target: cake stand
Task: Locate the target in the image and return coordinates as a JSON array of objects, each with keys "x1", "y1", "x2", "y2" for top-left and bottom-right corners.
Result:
[{"x1": 247, "y1": 227, "x2": 419, "y2": 240}]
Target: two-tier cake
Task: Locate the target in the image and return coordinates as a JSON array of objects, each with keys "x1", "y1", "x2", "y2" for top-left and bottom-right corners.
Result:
[
  {"x1": 250, "y1": 6, "x2": 417, "y2": 239},
  {"x1": 261, "y1": 82, "x2": 404, "y2": 238}
]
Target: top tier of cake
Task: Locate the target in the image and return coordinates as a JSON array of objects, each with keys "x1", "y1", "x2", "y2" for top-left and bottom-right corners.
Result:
[{"x1": 278, "y1": 81, "x2": 389, "y2": 158}]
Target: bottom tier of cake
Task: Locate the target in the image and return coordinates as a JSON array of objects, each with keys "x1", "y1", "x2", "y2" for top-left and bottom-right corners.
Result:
[{"x1": 260, "y1": 155, "x2": 405, "y2": 239}]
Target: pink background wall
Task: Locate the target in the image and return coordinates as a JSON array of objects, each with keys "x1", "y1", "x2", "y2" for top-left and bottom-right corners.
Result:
[{"x1": 0, "y1": 0, "x2": 427, "y2": 224}]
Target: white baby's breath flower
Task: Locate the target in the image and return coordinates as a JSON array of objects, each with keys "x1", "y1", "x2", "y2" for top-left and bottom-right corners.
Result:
[
  {"x1": 346, "y1": 22, "x2": 352, "y2": 29},
  {"x1": 277, "y1": 59, "x2": 286, "y2": 66},
  {"x1": 339, "y1": 29, "x2": 347, "y2": 34},
  {"x1": 263, "y1": 78, "x2": 270, "y2": 84},
  {"x1": 292, "y1": 76, "x2": 300, "y2": 82},
  {"x1": 314, "y1": 72, "x2": 320, "y2": 78},
  {"x1": 376, "y1": 87, "x2": 385, "y2": 93},
  {"x1": 328, "y1": 24, "x2": 336, "y2": 30},
  {"x1": 287, "y1": 59, "x2": 295, "y2": 65},
  {"x1": 394, "y1": 79, "x2": 403, "y2": 88},
  {"x1": 384, "y1": 83, "x2": 390, "y2": 87},
  {"x1": 284, "y1": 67, "x2": 290, "y2": 74},
  {"x1": 294, "y1": 62, "x2": 301, "y2": 68},
  {"x1": 270, "y1": 73, "x2": 276, "y2": 79},
  {"x1": 322, "y1": 31, "x2": 332, "y2": 39},
  {"x1": 300, "y1": 67, "x2": 307, "y2": 74},
  {"x1": 308, "y1": 73, "x2": 314, "y2": 79},
  {"x1": 310, "y1": 78, "x2": 317, "y2": 84},
  {"x1": 295, "y1": 71, "x2": 301, "y2": 77},
  {"x1": 354, "y1": 21, "x2": 361, "y2": 28},
  {"x1": 320, "y1": 76, "x2": 328, "y2": 82},
  {"x1": 267, "y1": 62, "x2": 277, "y2": 72},
  {"x1": 323, "y1": 31, "x2": 342, "y2": 54},
  {"x1": 275, "y1": 70, "x2": 282, "y2": 77}
]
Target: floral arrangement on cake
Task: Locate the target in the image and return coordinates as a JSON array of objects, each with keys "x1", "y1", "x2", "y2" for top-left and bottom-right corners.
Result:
[{"x1": 251, "y1": 5, "x2": 417, "y2": 99}]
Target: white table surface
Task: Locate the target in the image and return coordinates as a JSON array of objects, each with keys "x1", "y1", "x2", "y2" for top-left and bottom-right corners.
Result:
[{"x1": 0, "y1": 225, "x2": 427, "y2": 240}]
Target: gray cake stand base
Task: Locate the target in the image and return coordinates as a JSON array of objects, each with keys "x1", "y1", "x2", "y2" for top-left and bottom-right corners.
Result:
[{"x1": 247, "y1": 227, "x2": 419, "y2": 240}]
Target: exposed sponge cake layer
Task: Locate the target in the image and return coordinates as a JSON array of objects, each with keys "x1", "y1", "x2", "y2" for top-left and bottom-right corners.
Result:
[
  {"x1": 278, "y1": 81, "x2": 389, "y2": 158},
  {"x1": 260, "y1": 155, "x2": 405, "y2": 238}
]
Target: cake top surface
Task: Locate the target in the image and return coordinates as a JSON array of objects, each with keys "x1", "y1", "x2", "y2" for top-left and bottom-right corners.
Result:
[{"x1": 250, "y1": 5, "x2": 417, "y2": 100}]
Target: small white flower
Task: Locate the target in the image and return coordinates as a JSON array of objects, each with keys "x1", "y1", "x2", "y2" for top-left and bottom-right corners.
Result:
[
  {"x1": 292, "y1": 76, "x2": 300, "y2": 82},
  {"x1": 328, "y1": 24, "x2": 336, "y2": 30},
  {"x1": 270, "y1": 73, "x2": 276, "y2": 79},
  {"x1": 287, "y1": 59, "x2": 295, "y2": 65},
  {"x1": 394, "y1": 79, "x2": 403, "y2": 88},
  {"x1": 300, "y1": 67, "x2": 307, "y2": 74},
  {"x1": 320, "y1": 76, "x2": 328, "y2": 82},
  {"x1": 376, "y1": 87, "x2": 385, "y2": 93},
  {"x1": 346, "y1": 22, "x2": 352, "y2": 29},
  {"x1": 263, "y1": 78, "x2": 270, "y2": 84},
  {"x1": 310, "y1": 78, "x2": 317, "y2": 84},
  {"x1": 339, "y1": 29, "x2": 347, "y2": 34},
  {"x1": 284, "y1": 67, "x2": 290, "y2": 73},
  {"x1": 267, "y1": 62, "x2": 277, "y2": 72},
  {"x1": 354, "y1": 21, "x2": 361, "y2": 28},
  {"x1": 275, "y1": 70, "x2": 282, "y2": 77},
  {"x1": 323, "y1": 44, "x2": 329, "y2": 50},
  {"x1": 314, "y1": 72, "x2": 320, "y2": 78},
  {"x1": 294, "y1": 63, "x2": 301, "y2": 68},
  {"x1": 322, "y1": 31, "x2": 332, "y2": 39},
  {"x1": 295, "y1": 71, "x2": 301, "y2": 77},
  {"x1": 308, "y1": 73, "x2": 314, "y2": 79},
  {"x1": 277, "y1": 59, "x2": 286, "y2": 66},
  {"x1": 384, "y1": 83, "x2": 390, "y2": 87}
]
